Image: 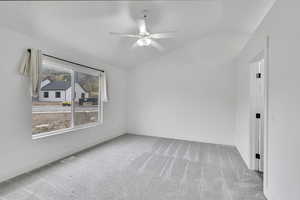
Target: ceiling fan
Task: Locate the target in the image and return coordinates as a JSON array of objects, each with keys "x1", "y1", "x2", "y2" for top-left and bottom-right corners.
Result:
[{"x1": 110, "y1": 10, "x2": 175, "y2": 51}]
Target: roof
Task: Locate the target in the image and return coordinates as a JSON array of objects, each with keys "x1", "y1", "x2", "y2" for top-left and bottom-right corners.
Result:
[{"x1": 41, "y1": 81, "x2": 71, "y2": 91}]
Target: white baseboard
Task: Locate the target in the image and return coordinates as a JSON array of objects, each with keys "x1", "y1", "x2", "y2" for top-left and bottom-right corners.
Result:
[{"x1": 127, "y1": 132, "x2": 235, "y2": 147}]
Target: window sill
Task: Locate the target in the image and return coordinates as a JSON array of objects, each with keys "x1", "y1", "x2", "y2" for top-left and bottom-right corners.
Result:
[{"x1": 32, "y1": 122, "x2": 101, "y2": 140}]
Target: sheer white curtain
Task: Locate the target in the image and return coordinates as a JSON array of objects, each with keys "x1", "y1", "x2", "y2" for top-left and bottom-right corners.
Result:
[
  {"x1": 19, "y1": 48, "x2": 42, "y2": 97},
  {"x1": 100, "y1": 72, "x2": 109, "y2": 102}
]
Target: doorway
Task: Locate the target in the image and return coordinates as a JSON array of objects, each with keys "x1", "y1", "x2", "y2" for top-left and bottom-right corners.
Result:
[
  {"x1": 249, "y1": 37, "x2": 270, "y2": 196},
  {"x1": 250, "y1": 58, "x2": 265, "y2": 174}
]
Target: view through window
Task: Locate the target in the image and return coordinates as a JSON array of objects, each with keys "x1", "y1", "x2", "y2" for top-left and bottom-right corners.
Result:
[
  {"x1": 74, "y1": 71, "x2": 100, "y2": 126},
  {"x1": 32, "y1": 56, "x2": 102, "y2": 137}
]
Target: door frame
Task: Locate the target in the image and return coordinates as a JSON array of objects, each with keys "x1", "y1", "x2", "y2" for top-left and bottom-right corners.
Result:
[
  {"x1": 249, "y1": 58, "x2": 264, "y2": 172},
  {"x1": 249, "y1": 36, "x2": 270, "y2": 195},
  {"x1": 263, "y1": 36, "x2": 270, "y2": 194}
]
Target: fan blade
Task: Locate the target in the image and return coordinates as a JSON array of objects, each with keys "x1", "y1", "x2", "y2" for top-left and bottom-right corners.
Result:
[
  {"x1": 150, "y1": 40, "x2": 164, "y2": 51},
  {"x1": 138, "y1": 19, "x2": 147, "y2": 34},
  {"x1": 150, "y1": 31, "x2": 176, "y2": 39},
  {"x1": 131, "y1": 40, "x2": 140, "y2": 49},
  {"x1": 110, "y1": 32, "x2": 141, "y2": 38}
]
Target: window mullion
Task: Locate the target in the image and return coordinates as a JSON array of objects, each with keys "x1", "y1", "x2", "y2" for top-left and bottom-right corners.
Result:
[
  {"x1": 71, "y1": 70, "x2": 75, "y2": 129},
  {"x1": 99, "y1": 73, "x2": 103, "y2": 124}
]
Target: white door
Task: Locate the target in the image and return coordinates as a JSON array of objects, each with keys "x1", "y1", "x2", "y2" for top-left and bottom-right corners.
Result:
[{"x1": 250, "y1": 59, "x2": 265, "y2": 172}]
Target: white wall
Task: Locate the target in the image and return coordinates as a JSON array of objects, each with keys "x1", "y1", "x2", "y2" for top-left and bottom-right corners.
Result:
[
  {"x1": 39, "y1": 90, "x2": 66, "y2": 102},
  {"x1": 74, "y1": 83, "x2": 89, "y2": 102},
  {"x1": 234, "y1": 0, "x2": 300, "y2": 199},
  {"x1": 127, "y1": 42, "x2": 237, "y2": 145},
  {"x1": 0, "y1": 27, "x2": 128, "y2": 182},
  {"x1": 66, "y1": 87, "x2": 72, "y2": 102}
]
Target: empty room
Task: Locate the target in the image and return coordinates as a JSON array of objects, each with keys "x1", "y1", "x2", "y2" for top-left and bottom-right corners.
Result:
[{"x1": 0, "y1": 0, "x2": 299, "y2": 199}]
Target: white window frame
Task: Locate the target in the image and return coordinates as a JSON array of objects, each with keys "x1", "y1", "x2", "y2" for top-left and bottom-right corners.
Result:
[{"x1": 32, "y1": 55, "x2": 103, "y2": 139}]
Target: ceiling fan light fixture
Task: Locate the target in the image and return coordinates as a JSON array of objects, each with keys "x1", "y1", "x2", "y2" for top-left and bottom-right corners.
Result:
[
  {"x1": 110, "y1": 10, "x2": 175, "y2": 51},
  {"x1": 137, "y1": 38, "x2": 152, "y2": 46}
]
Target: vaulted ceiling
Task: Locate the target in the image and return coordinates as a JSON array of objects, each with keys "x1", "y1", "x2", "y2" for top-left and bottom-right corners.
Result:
[{"x1": 0, "y1": 0, "x2": 275, "y2": 69}]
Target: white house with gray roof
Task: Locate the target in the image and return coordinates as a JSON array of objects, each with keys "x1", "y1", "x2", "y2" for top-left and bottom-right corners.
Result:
[{"x1": 39, "y1": 80, "x2": 88, "y2": 102}]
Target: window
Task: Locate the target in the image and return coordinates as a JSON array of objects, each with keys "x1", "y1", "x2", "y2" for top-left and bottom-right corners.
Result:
[
  {"x1": 32, "y1": 55, "x2": 102, "y2": 138},
  {"x1": 44, "y1": 92, "x2": 49, "y2": 98},
  {"x1": 74, "y1": 72, "x2": 100, "y2": 126},
  {"x1": 55, "y1": 91, "x2": 61, "y2": 98}
]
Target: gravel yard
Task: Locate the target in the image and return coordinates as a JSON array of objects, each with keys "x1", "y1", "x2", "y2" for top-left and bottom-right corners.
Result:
[{"x1": 32, "y1": 105, "x2": 99, "y2": 134}]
